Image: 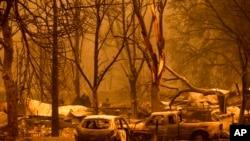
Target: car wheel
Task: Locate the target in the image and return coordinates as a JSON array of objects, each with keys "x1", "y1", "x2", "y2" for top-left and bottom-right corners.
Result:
[{"x1": 191, "y1": 131, "x2": 209, "y2": 141}]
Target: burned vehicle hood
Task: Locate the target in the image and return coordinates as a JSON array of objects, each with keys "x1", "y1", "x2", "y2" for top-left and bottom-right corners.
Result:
[{"x1": 130, "y1": 122, "x2": 145, "y2": 130}]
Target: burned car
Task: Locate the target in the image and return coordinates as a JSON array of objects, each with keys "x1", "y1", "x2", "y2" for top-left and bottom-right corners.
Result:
[{"x1": 75, "y1": 115, "x2": 131, "y2": 141}]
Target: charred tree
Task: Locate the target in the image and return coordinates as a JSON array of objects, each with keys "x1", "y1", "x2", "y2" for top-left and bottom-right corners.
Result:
[
  {"x1": 119, "y1": 0, "x2": 144, "y2": 118},
  {"x1": 71, "y1": 0, "x2": 126, "y2": 114},
  {"x1": 51, "y1": 0, "x2": 59, "y2": 136},
  {"x1": 0, "y1": 14, "x2": 18, "y2": 138},
  {"x1": 74, "y1": 0, "x2": 81, "y2": 98},
  {"x1": 132, "y1": 0, "x2": 167, "y2": 112}
]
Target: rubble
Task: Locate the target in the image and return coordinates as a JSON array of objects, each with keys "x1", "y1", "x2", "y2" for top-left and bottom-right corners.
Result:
[
  {"x1": 0, "y1": 98, "x2": 93, "y2": 138},
  {"x1": 25, "y1": 98, "x2": 92, "y2": 117}
]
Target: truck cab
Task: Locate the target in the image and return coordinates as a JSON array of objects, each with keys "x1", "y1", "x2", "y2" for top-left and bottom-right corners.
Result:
[{"x1": 143, "y1": 111, "x2": 181, "y2": 139}]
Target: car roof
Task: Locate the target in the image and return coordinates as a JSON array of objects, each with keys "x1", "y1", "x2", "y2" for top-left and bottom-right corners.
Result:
[
  {"x1": 84, "y1": 115, "x2": 120, "y2": 120},
  {"x1": 151, "y1": 111, "x2": 179, "y2": 116}
]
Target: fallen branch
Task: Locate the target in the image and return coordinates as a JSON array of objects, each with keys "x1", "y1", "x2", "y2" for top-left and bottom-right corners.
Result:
[{"x1": 164, "y1": 65, "x2": 228, "y2": 108}]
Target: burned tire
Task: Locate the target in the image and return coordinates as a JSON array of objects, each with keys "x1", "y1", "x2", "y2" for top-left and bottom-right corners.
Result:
[{"x1": 191, "y1": 130, "x2": 209, "y2": 141}]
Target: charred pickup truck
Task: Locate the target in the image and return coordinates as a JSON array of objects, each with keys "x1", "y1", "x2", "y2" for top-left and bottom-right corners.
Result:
[{"x1": 130, "y1": 111, "x2": 229, "y2": 141}]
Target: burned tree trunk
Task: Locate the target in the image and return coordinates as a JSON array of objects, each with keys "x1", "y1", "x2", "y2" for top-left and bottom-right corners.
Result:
[
  {"x1": 1, "y1": 16, "x2": 18, "y2": 137},
  {"x1": 92, "y1": 90, "x2": 98, "y2": 114},
  {"x1": 129, "y1": 76, "x2": 138, "y2": 118},
  {"x1": 51, "y1": 0, "x2": 59, "y2": 136},
  {"x1": 132, "y1": 0, "x2": 167, "y2": 112}
]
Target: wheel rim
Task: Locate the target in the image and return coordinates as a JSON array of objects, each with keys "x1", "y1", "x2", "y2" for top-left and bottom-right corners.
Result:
[
  {"x1": 194, "y1": 135, "x2": 203, "y2": 141},
  {"x1": 192, "y1": 133, "x2": 209, "y2": 141}
]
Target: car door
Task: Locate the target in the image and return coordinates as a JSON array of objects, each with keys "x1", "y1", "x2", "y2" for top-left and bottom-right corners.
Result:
[
  {"x1": 120, "y1": 118, "x2": 131, "y2": 141},
  {"x1": 115, "y1": 118, "x2": 127, "y2": 141},
  {"x1": 144, "y1": 115, "x2": 167, "y2": 135},
  {"x1": 166, "y1": 114, "x2": 179, "y2": 139}
]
